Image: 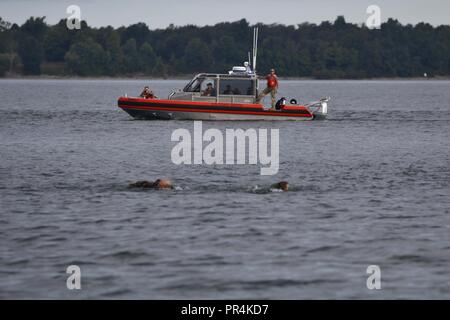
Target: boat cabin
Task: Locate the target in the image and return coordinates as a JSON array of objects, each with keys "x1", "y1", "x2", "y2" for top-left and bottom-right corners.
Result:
[{"x1": 169, "y1": 65, "x2": 260, "y2": 104}]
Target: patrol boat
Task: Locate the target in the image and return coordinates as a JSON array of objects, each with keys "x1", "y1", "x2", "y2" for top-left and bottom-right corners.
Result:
[{"x1": 118, "y1": 28, "x2": 329, "y2": 121}]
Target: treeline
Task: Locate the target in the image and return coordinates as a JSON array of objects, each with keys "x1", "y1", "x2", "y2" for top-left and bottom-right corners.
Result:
[{"x1": 0, "y1": 16, "x2": 449, "y2": 78}]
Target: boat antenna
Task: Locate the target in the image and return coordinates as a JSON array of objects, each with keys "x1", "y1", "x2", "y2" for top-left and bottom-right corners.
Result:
[{"x1": 252, "y1": 27, "x2": 258, "y2": 73}]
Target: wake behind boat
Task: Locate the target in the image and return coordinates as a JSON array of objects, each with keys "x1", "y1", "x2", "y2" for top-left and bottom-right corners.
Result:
[{"x1": 118, "y1": 28, "x2": 330, "y2": 121}]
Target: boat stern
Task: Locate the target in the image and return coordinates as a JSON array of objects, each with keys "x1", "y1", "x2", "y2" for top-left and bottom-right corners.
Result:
[{"x1": 308, "y1": 97, "x2": 330, "y2": 120}]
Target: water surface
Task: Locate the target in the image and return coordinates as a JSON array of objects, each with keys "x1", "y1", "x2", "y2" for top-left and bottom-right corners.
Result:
[{"x1": 0, "y1": 79, "x2": 449, "y2": 299}]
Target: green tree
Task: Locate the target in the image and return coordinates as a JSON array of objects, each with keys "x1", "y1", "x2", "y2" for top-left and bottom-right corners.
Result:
[
  {"x1": 139, "y1": 42, "x2": 157, "y2": 73},
  {"x1": 0, "y1": 19, "x2": 19, "y2": 74},
  {"x1": 97, "y1": 26, "x2": 123, "y2": 75},
  {"x1": 0, "y1": 54, "x2": 9, "y2": 76},
  {"x1": 43, "y1": 23, "x2": 71, "y2": 62},
  {"x1": 183, "y1": 38, "x2": 212, "y2": 72},
  {"x1": 18, "y1": 35, "x2": 43, "y2": 74},
  {"x1": 122, "y1": 22, "x2": 150, "y2": 46},
  {"x1": 21, "y1": 17, "x2": 47, "y2": 41},
  {"x1": 1, "y1": 15, "x2": 450, "y2": 78},
  {"x1": 122, "y1": 38, "x2": 140, "y2": 73},
  {"x1": 213, "y1": 35, "x2": 237, "y2": 71},
  {"x1": 152, "y1": 57, "x2": 168, "y2": 77},
  {"x1": 0, "y1": 17, "x2": 11, "y2": 31},
  {"x1": 65, "y1": 37, "x2": 107, "y2": 75}
]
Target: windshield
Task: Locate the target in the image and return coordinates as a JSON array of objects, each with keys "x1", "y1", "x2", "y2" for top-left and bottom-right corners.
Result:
[{"x1": 184, "y1": 77, "x2": 203, "y2": 92}]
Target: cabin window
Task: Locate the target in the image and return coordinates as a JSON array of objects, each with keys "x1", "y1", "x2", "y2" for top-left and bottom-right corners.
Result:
[
  {"x1": 220, "y1": 79, "x2": 254, "y2": 96},
  {"x1": 200, "y1": 78, "x2": 217, "y2": 97}
]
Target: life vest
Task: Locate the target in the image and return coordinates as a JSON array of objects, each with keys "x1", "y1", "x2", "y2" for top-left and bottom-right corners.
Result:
[
  {"x1": 267, "y1": 75, "x2": 278, "y2": 88},
  {"x1": 145, "y1": 92, "x2": 155, "y2": 99}
]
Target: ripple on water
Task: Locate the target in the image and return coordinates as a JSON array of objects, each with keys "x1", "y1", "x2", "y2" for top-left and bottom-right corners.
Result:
[{"x1": 1, "y1": 79, "x2": 450, "y2": 299}]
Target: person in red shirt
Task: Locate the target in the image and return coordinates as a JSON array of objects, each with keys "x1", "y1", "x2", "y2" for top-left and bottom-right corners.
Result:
[{"x1": 256, "y1": 68, "x2": 278, "y2": 109}]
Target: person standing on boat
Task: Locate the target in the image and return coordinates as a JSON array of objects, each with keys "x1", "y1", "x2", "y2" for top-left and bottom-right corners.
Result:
[{"x1": 257, "y1": 69, "x2": 278, "y2": 109}]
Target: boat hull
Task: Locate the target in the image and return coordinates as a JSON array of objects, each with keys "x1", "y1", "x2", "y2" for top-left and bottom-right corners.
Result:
[{"x1": 118, "y1": 97, "x2": 320, "y2": 121}]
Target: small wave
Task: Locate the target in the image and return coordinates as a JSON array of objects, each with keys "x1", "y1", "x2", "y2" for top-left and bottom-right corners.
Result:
[
  {"x1": 388, "y1": 254, "x2": 438, "y2": 264},
  {"x1": 100, "y1": 289, "x2": 134, "y2": 298}
]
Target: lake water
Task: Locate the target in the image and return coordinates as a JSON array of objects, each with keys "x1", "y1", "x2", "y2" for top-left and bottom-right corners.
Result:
[{"x1": 0, "y1": 79, "x2": 449, "y2": 299}]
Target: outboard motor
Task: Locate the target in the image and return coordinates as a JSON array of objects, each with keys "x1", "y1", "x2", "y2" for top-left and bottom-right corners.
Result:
[{"x1": 275, "y1": 97, "x2": 287, "y2": 110}]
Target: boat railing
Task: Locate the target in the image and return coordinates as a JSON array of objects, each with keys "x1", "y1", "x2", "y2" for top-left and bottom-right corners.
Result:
[{"x1": 305, "y1": 97, "x2": 330, "y2": 114}]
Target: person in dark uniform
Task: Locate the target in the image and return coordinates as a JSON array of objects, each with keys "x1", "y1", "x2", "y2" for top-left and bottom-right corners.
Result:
[
  {"x1": 223, "y1": 85, "x2": 233, "y2": 95},
  {"x1": 202, "y1": 82, "x2": 216, "y2": 96}
]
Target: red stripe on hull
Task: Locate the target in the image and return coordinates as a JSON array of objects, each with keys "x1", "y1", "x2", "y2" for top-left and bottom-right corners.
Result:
[
  {"x1": 119, "y1": 105, "x2": 312, "y2": 118},
  {"x1": 119, "y1": 97, "x2": 266, "y2": 109},
  {"x1": 118, "y1": 97, "x2": 313, "y2": 118}
]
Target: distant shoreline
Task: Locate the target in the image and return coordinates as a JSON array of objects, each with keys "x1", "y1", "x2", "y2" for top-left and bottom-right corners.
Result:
[{"x1": 2, "y1": 74, "x2": 450, "y2": 81}]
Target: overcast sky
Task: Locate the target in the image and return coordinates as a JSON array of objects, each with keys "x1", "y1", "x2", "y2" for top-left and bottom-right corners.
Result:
[{"x1": 0, "y1": 0, "x2": 448, "y2": 28}]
